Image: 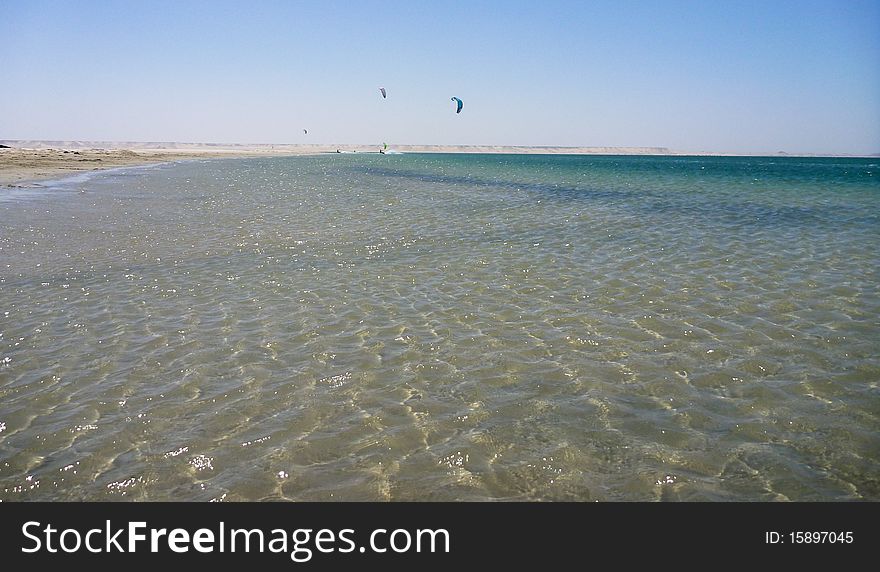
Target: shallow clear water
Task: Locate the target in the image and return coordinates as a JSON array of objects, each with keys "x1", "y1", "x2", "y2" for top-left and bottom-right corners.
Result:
[{"x1": 1, "y1": 154, "x2": 878, "y2": 501}]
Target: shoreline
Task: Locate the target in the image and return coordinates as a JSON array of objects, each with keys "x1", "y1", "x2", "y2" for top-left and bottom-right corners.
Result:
[
  {"x1": 3, "y1": 141, "x2": 877, "y2": 187},
  {"x1": 0, "y1": 146, "x2": 316, "y2": 187}
]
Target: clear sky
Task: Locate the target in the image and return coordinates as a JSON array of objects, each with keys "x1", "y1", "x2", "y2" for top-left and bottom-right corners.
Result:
[{"x1": 2, "y1": 0, "x2": 879, "y2": 154}]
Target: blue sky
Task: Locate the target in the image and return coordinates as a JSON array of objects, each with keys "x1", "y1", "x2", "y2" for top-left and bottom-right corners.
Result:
[{"x1": 2, "y1": 0, "x2": 878, "y2": 154}]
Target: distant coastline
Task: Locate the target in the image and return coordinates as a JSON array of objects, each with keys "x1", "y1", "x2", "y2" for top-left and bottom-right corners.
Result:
[{"x1": 2, "y1": 140, "x2": 877, "y2": 186}]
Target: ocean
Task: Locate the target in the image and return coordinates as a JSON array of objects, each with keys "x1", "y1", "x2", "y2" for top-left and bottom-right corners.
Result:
[{"x1": 0, "y1": 153, "x2": 877, "y2": 500}]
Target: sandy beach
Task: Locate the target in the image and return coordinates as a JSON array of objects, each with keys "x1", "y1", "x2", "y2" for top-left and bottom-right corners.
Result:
[{"x1": 0, "y1": 143, "x2": 309, "y2": 186}]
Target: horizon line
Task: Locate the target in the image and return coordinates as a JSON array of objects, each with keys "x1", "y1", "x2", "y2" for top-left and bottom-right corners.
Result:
[{"x1": 2, "y1": 140, "x2": 878, "y2": 158}]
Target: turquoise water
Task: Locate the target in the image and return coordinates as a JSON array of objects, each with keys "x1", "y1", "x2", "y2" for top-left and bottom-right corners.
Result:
[{"x1": 0, "y1": 154, "x2": 878, "y2": 500}]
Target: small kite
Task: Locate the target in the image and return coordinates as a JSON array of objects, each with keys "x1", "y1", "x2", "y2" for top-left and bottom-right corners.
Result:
[
  {"x1": 451, "y1": 97, "x2": 463, "y2": 114},
  {"x1": 379, "y1": 87, "x2": 387, "y2": 99}
]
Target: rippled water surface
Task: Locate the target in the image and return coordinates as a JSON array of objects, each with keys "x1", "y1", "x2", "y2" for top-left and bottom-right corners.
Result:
[{"x1": 1, "y1": 154, "x2": 878, "y2": 501}]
